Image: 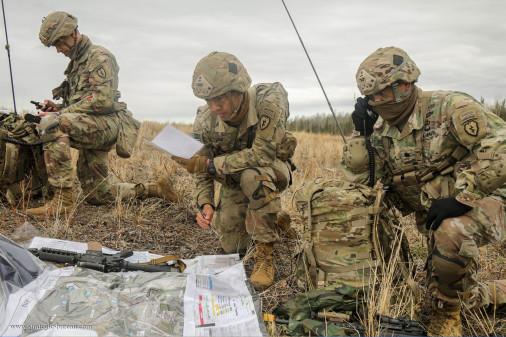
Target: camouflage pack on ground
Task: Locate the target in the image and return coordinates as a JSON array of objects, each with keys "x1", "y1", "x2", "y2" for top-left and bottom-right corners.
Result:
[
  {"x1": 0, "y1": 113, "x2": 47, "y2": 202},
  {"x1": 273, "y1": 283, "x2": 362, "y2": 336},
  {"x1": 292, "y1": 178, "x2": 411, "y2": 290}
]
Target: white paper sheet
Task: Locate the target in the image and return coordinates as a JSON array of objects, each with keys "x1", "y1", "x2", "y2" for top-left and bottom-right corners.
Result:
[
  {"x1": 182, "y1": 254, "x2": 241, "y2": 275},
  {"x1": 183, "y1": 263, "x2": 264, "y2": 336},
  {"x1": 143, "y1": 123, "x2": 203, "y2": 159}
]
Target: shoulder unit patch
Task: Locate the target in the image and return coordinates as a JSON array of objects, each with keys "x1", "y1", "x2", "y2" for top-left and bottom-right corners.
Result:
[
  {"x1": 260, "y1": 115, "x2": 271, "y2": 130},
  {"x1": 463, "y1": 120, "x2": 479, "y2": 137},
  {"x1": 453, "y1": 104, "x2": 486, "y2": 147},
  {"x1": 97, "y1": 66, "x2": 106, "y2": 79}
]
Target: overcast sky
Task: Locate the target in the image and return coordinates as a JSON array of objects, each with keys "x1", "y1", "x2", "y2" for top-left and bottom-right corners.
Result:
[{"x1": 1, "y1": 0, "x2": 505, "y2": 123}]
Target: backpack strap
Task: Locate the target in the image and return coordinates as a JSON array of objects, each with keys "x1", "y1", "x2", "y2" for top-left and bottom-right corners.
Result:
[
  {"x1": 0, "y1": 142, "x2": 19, "y2": 185},
  {"x1": 303, "y1": 184, "x2": 325, "y2": 289}
]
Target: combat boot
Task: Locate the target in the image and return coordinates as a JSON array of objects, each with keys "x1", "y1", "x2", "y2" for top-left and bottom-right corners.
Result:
[
  {"x1": 137, "y1": 174, "x2": 181, "y2": 202},
  {"x1": 277, "y1": 211, "x2": 296, "y2": 239},
  {"x1": 250, "y1": 241, "x2": 275, "y2": 290},
  {"x1": 26, "y1": 187, "x2": 75, "y2": 219},
  {"x1": 428, "y1": 301, "x2": 462, "y2": 336}
]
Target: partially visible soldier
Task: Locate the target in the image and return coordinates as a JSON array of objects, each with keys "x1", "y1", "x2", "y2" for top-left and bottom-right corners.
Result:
[
  {"x1": 175, "y1": 51, "x2": 296, "y2": 290},
  {"x1": 27, "y1": 12, "x2": 180, "y2": 219},
  {"x1": 342, "y1": 46, "x2": 506, "y2": 336},
  {"x1": 0, "y1": 112, "x2": 47, "y2": 203}
]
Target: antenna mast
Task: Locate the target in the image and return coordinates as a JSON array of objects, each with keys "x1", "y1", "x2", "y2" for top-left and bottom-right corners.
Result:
[
  {"x1": 281, "y1": 0, "x2": 346, "y2": 143},
  {"x1": 1, "y1": 0, "x2": 17, "y2": 114}
]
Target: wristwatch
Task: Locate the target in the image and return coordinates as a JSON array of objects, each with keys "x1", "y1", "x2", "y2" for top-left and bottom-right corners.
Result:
[{"x1": 208, "y1": 158, "x2": 216, "y2": 174}]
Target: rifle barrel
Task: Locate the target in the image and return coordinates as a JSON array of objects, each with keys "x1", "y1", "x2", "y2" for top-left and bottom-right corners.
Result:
[
  {"x1": 123, "y1": 261, "x2": 180, "y2": 273},
  {"x1": 38, "y1": 250, "x2": 77, "y2": 265}
]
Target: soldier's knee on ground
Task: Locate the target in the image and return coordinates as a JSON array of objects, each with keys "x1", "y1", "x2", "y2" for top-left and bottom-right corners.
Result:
[
  {"x1": 240, "y1": 168, "x2": 279, "y2": 210},
  {"x1": 431, "y1": 246, "x2": 478, "y2": 308},
  {"x1": 431, "y1": 250, "x2": 469, "y2": 297}
]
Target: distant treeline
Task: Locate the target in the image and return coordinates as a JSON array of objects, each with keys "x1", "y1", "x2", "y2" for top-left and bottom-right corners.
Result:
[
  {"x1": 481, "y1": 98, "x2": 506, "y2": 121},
  {"x1": 287, "y1": 99, "x2": 506, "y2": 135},
  {"x1": 287, "y1": 113, "x2": 354, "y2": 136}
]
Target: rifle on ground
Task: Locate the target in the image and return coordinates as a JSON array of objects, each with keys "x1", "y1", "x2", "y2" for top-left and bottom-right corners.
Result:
[
  {"x1": 275, "y1": 313, "x2": 427, "y2": 336},
  {"x1": 29, "y1": 247, "x2": 182, "y2": 273}
]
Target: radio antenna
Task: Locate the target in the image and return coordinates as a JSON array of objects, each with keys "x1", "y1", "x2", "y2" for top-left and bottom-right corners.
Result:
[
  {"x1": 1, "y1": 0, "x2": 17, "y2": 114},
  {"x1": 281, "y1": 0, "x2": 346, "y2": 143}
]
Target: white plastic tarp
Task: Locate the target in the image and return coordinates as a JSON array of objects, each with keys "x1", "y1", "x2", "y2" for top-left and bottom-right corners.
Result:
[{"x1": 0, "y1": 236, "x2": 267, "y2": 337}]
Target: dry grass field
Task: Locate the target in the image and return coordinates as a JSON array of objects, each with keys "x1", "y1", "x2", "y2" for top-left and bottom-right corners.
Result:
[{"x1": 1, "y1": 121, "x2": 505, "y2": 336}]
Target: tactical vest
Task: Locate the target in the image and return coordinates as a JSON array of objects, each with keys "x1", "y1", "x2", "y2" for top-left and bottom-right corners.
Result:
[
  {"x1": 196, "y1": 85, "x2": 297, "y2": 192},
  {"x1": 51, "y1": 40, "x2": 141, "y2": 159},
  {"x1": 376, "y1": 91, "x2": 469, "y2": 212},
  {"x1": 292, "y1": 178, "x2": 413, "y2": 292},
  {"x1": 0, "y1": 113, "x2": 47, "y2": 201},
  {"x1": 201, "y1": 85, "x2": 296, "y2": 160}
]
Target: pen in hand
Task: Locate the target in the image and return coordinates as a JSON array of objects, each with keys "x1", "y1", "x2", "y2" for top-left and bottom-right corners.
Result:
[
  {"x1": 197, "y1": 202, "x2": 208, "y2": 221},
  {"x1": 199, "y1": 207, "x2": 206, "y2": 219}
]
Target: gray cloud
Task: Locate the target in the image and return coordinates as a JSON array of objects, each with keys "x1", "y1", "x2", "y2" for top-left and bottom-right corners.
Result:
[{"x1": 0, "y1": 0, "x2": 505, "y2": 123}]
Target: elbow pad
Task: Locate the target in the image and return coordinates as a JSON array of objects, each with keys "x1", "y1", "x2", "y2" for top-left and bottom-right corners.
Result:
[{"x1": 343, "y1": 137, "x2": 369, "y2": 174}]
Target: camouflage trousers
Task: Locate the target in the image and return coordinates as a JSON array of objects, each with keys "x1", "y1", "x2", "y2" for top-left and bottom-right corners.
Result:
[
  {"x1": 43, "y1": 112, "x2": 137, "y2": 204},
  {"x1": 427, "y1": 194, "x2": 506, "y2": 311},
  {"x1": 213, "y1": 161, "x2": 291, "y2": 254}
]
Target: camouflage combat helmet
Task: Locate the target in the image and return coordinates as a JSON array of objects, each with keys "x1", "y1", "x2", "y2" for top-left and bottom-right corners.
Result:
[
  {"x1": 39, "y1": 11, "x2": 78, "y2": 47},
  {"x1": 192, "y1": 51, "x2": 251, "y2": 99},
  {"x1": 356, "y1": 47, "x2": 420, "y2": 102}
]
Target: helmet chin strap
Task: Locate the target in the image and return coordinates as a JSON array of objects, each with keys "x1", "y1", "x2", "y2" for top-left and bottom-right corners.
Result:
[
  {"x1": 222, "y1": 92, "x2": 247, "y2": 126},
  {"x1": 391, "y1": 82, "x2": 414, "y2": 103},
  {"x1": 391, "y1": 82, "x2": 402, "y2": 103},
  {"x1": 226, "y1": 92, "x2": 244, "y2": 115},
  {"x1": 226, "y1": 92, "x2": 236, "y2": 114},
  {"x1": 64, "y1": 29, "x2": 80, "y2": 59}
]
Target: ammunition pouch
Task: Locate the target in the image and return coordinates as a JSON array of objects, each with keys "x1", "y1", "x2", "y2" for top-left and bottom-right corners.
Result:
[{"x1": 387, "y1": 145, "x2": 468, "y2": 210}]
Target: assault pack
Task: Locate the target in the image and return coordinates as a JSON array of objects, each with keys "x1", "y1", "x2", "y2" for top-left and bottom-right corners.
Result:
[
  {"x1": 0, "y1": 112, "x2": 47, "y2": 203},
  {"x1": 292, "y1": 178, "x2": 413, "y2": 290},
  {"x1": 276, "y1": 178, "x2": 421, "y2": 336}
]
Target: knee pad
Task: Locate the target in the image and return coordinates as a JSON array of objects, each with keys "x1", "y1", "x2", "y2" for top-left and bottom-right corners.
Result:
[
  {"x1": 432, "y1": 249, "x2": 473, "y2": 298},
  {"x1": 240, "y1": 168, "x2": 278, "y2": 210},
  {"x1": 39, "y1": 113, "x2": 64, "y2": 143}
]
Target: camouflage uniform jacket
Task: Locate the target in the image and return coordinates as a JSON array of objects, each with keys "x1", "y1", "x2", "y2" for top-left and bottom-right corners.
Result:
[
  {"x1": 342, "y1": 87, "x2": 506, "y2": 215},
  {"x1": 191, "y1": 82, "x2": 290, "y2": 206},
  {"x1": 52, "y1": 35, "x2": 126, "y2": 115}
]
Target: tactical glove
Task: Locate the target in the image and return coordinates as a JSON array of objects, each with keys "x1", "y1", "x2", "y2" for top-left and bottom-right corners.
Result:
[
  {"x1": 172, "y1": 155, "x2": 209, "y2": 174},
  {"x1": 426, "y1": 198, "x2": 472, "y2": 231},
  {"x1": 351, "y1": 96, "x2": 378, "y2": 136}
]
